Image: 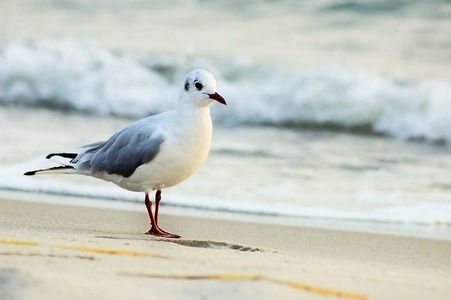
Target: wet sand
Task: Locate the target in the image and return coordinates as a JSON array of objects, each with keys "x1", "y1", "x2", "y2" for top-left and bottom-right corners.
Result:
[{"x1": 1, "y1": 196, "x2": 450, "y2": 300}]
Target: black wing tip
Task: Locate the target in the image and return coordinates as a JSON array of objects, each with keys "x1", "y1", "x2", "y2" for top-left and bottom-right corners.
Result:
[
  {"x1": 46, "y1": 153, "x2": 77, "y2": 160},
  {"x1": 23, "y1": 166, "x2": 74, "y2": 176}
]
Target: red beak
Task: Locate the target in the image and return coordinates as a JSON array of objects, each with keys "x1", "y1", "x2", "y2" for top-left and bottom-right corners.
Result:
[{"x1": 208, "y1": 92, "x2": 227, "y2": 106}]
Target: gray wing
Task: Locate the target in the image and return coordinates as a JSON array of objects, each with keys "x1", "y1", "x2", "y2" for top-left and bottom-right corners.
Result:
[{"x1": 77, "y1": 124, "x2": 165, "y2": 178}]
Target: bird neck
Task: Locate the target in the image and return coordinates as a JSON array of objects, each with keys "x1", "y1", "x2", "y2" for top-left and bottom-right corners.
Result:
[
  {"x1": 176, "y1": 98, "x2": 210, "y2": 114},
  {"x1": 176, "y1": 99, "x2": 211, "y2": 118}
]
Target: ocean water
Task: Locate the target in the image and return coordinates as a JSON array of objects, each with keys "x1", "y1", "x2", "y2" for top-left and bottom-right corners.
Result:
[{"x1": 1, "y1": 0, "x2": 451, "y2": 239}]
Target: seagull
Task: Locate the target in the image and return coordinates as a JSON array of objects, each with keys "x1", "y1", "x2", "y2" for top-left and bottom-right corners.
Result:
[{"x1": 24, "y1": 69, "x2": 226, "y2": 238}]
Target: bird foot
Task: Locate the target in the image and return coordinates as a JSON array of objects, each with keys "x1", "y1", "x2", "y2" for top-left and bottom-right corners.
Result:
[{"x1": 145, "y1": 226, "x2": 181, "y2": 239}]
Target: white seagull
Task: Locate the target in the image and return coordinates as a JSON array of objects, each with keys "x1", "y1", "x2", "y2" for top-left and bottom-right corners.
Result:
[{"x1": 24, "y1": 69, "x2": 226, "y2": 238}]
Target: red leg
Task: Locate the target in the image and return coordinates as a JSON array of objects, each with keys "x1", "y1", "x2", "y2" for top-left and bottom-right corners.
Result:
[
  {"x1": 154, "y1": 190, "x2": 181, "y2": 238},
  {"x1": 144, "y1": 193, "x2": 158, "y2": 233},
  {"x1": 154, "y1": 190, "x2": 162, "y2": 227},
  {"x1": 144, "y1": 191, "x2": 180, "y2": 238}
]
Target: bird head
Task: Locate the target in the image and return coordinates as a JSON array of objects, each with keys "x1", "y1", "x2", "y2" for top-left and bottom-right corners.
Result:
[{"x1": 179, "y1": 69, "x2": 227, "y2": 107}]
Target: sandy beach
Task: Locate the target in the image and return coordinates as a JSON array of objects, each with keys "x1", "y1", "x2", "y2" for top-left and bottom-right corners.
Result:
[
  {"x1": 2, "y1": 1, "x2": 451, "y2": 299},
  {"x1": 1, "y1": 195, "x2": 450, "y2": 300}
]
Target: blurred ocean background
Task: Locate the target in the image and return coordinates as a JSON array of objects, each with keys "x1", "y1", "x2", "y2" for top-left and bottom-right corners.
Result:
[{"x1": 1, "y1": 0, "x2": 451, "y2": 239}]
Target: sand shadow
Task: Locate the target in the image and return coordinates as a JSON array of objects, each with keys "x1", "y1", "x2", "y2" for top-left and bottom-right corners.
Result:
[{"x1": 95, "y1": 235, "x2": 262, "y2": 252}]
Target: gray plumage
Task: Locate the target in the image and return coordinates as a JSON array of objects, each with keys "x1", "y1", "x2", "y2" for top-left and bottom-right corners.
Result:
[{"x1": 73, "y1": 116, "x2": 166, "y2": 178}]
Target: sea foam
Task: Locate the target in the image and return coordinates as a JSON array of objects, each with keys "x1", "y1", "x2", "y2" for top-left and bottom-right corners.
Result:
[
  {"x1": 1, "y1": 39, "x2": 451, "y2": 143},
  {"x1": 1, "y1": 159, "x2": 450, "y2": 228}
]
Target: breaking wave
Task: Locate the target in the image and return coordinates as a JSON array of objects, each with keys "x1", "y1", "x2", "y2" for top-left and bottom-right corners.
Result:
[{"x1": 1, "y1": 38, "x2": 451, "y2": 143}]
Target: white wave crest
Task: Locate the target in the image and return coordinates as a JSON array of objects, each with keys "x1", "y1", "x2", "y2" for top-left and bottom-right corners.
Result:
[{"x1": 1, "y1": 39, "x2": 451, "y2": 143}]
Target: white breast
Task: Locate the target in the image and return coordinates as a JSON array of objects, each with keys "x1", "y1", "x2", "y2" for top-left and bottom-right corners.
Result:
[{"x1": 118, "y1": 107, "x2": 213, "y2": 192}]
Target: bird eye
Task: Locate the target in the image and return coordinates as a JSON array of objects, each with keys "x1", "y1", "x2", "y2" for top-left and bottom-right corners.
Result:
[{"x1": 194, "y1": 81, "x2": 203, "y2": 91}]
